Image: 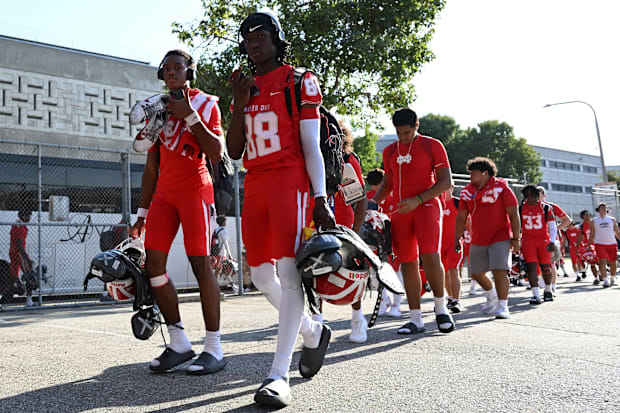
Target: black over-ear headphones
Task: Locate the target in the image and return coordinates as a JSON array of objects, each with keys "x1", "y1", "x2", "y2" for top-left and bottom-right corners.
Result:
[{"x1": 157, "y1": 52, "x2": 195, "y2": 81}]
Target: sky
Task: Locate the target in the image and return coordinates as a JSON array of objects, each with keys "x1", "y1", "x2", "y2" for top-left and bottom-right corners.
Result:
[{"x1": 2, "y1": 0, "x2": 619, "y2": 165}]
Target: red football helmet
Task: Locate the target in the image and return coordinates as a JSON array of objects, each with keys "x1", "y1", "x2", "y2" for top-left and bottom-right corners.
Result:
[
  {"x1": 578, "y1": 244, "x2": 598, "y2": 265},
  {"x1": 360, "y1": 210, "x2": 392, "y2": 261},
  {"x1": 106, "y1": 278, "x2": 135, "y2": 301}
]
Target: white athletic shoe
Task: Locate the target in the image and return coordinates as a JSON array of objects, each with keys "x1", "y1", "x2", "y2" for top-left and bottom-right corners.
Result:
[
  {"x1": 495, "y1": 307, "x2": 510, "y2": 319},
  {"x1": 386, "y1": 306, "x2": 402, "y2": 318},
  {"x1": 469, "y1": 284, "x2": 478, "y2": 295},
  {"x1": 378, "y1": 297, "x2": 390, "y2": 316},
  {"x1": 603, "y1": 278, "x2": 611, "y2": 288},
  {"x1": 482, "y1": 297, "x2": 498, "y2": 315},
  {"x1": 129, "y1": 94, "x2": 167, "y2": 125},
  {"x1": 25, "y1": 296, "x2": 34, "y2": 307},
  {"x1": 349, "y1": 318, "x2": 368, "y2": 343}
]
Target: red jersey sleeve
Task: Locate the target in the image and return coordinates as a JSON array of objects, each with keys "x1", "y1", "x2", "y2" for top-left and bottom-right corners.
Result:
[
  {"x1": 500, "y1": 183, "x2": 518, "y2": 208},
  {"x1": 196, "y1": 95, "x2": 222, "y2": 135},
  {"x1": 551, "y1": 203, "x2": 566, "y2": 218},
  {"x1": 300, "y1": 72, "x2": 322, "y2": 106},
  {"x1": 430, "y1": 138, "x2": 450, "y2": 170},
  {"x1": 382, "y1": 143, "x2": 395, "y2": 178}
]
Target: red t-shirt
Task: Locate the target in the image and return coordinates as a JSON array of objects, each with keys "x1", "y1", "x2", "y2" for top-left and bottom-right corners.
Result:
[
  {"x1": 9, "y1": 221, "x2": 28, "y2": 258},
  {"x1": 149, "y1": 89, "x2": 222, "y2": 201},
  {"x1": 334, "y1": 155, "x2": 365, "y2": 228},
  {"x1": 521, "y1": 201, "x2": 554, "y2": 241},
  {"x1": 580, "y1": 222, "x2": 591, "y2": 242},
  {"x1": 367, "y1": 189, "x2": 397, "y2": 216},
  {"x1": 441, "y1": 198, "x2": 459, "y2": 247},
  {"x1": 382, "y1": 135, "x2": 449, "y2": 203},
  {"x1": 566, "y1": 227, "x2": 581, "y2": 248},
  {"x1": 459, "y1": 177, "x2": 518, "y2": 246},
  {"x1": 236, "y1": 65, "x2": 322, "y2": 186}
]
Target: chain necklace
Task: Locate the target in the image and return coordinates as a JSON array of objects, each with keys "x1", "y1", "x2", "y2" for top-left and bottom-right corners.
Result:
[{"x1": 396, "y1": 136, "x2": 415, "y2": 202}]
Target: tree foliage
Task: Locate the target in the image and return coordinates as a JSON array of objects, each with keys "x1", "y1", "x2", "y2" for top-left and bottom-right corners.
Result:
[
  {"x1": 444, "y1": 120, "x2": 542, "y2": 183},
  {"x1": 607, "y1": 170, "x2": 620, "y2": 183},
  {"x1": 352, "y1": 129, "x2": 381, "y2": 173},
  {"x1": 173, "y1": 0, "x2": 445, "y2": 125},
  {"x1": 418, "y1": 113, "x2": 460, "y2": 144}
]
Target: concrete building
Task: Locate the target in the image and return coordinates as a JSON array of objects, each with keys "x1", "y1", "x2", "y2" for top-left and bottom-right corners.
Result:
[{"x1": 0, "y1": 35, "x2": 161, "y2": 150}]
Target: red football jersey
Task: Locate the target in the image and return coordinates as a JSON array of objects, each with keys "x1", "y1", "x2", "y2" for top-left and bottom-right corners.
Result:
[
  {"x1": 580, "y1": 222, "x2": 591, "y2": 241},
  {"x1": 149, "y1": 89, "x2": 222, "y2": 201},
  {"x1": 441, "y1": 198, "x2": 459, "y2": 247},
  {"x1": 237, "y1": 65, "x2": 322, "y2": 174},
  {"x1": 383, "y1": 135, "x2": 449, "y2": 204},
  {"x1": 521, "y1": 201, "x2": 554, "y2": 241},
  {"x1": 459, "y1": 177, "x2": 518, "y2": 246},
  {"x1": 549, "y1": 202, "x2": 566, "y2": 218}
]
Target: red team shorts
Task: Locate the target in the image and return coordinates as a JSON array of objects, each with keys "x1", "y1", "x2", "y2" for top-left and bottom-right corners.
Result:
[
  {"x1": 441, "y1": 239, "x2": 464, "y2": 271},
  {"x1": 145, "y1": 192, "x2": 214, "y2": 256},
  {"x1": 594, "y1": 243, "x2": 618, "y2": 261},
  {"x1": 242, "y1": 168, "x2": 309, "y2": 267},
  {"x1": 521, "y1": 238, "x2": 551, "y2": 265},
  {"x1": 391, "y1": 198, "x2": 441, "y2": 262},
  {"x1": 568, "y1": 246, "x2": 583, "y2": 267}
]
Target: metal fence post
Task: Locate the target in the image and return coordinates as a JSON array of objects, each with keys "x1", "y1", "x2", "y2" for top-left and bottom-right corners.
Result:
[
  {"x1": 233, "y1": 163, "x2": 243, "y2": 296},
  {"x1": 37, "y1": 143, "x2": 42, "y2": 306}
]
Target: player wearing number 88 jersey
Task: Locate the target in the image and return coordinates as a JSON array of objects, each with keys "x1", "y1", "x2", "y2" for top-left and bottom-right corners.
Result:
[{"x1": 227, "y1": 11, "x2": 336, "y2": 408}]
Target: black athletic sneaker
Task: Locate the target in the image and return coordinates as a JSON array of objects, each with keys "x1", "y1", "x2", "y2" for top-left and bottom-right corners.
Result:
[
  {"x1": 580, "y1": 272, "x2": 587, "y2": 279},
  {"x1": 593, "y1": 279, "x2": 600, "y2": 286},
  {"x1": 450, "y1": 300, "x2": 462, "y2": 313},
  {"x1": 575, "y1": 276, "x2": 581, "y2": 282},
  {"x1": 530, "y1": 296, "x2": 542, "y2": 305},
  {"x1": 543, "y1": 291, "x2": 554, "y2": 302}
]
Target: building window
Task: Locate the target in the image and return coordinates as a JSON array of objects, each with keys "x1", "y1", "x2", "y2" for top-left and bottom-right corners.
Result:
[
  {"x1": 548, "y1": 160, "x2": 581, "y2": 171},
  {"x1": 551, "y1": 183, "x2": 583, "y2": 193},
  {"x1": 540, "y1": 159, "x2": 546, "y2": 167},
  {"x1": 583, "y1": 165, "x2": 598, "y2": 174},
  {"x1": 539, "y1": 182, "x2": 549, "y2": 190}
]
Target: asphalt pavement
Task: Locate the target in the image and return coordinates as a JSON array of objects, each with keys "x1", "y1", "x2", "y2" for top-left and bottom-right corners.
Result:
[{"x1": 0, "y1": 272, "x2": 619, "y2": 412}]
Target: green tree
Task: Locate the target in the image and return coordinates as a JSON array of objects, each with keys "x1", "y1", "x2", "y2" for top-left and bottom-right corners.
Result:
[
  {"x1": 352, "y1": 129, "x2": 381, "y2": 173},
  {"x1": 607, "y1": 170, "x2": 620, "y2": 183},
  {"x1": 418, "y1": 113, "x2": 460, "y2": 144},
  {"x1": 445, "y1": 120, "x2": 541, "y2": 183},
  {"x1": 173, "y1": 0, "x2": 446, "y2": 124}
]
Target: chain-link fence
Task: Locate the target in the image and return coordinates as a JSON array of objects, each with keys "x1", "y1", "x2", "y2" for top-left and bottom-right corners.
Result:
[
  {"x1": 0, "y1": 139, "x2": 250, "y2": 311},
  {"x1": 0, "y1": 140, "x2": 140, "y2": 309}
]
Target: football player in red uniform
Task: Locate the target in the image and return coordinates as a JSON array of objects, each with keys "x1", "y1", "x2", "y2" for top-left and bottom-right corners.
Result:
[
  {"x1": 565, "y1": 221, "x2": 584, "y2": 281},
  {"x1": 455, "y1": 157, "x2": 520, "y2": 319},
  {"x1": 442, "y1": 185, "x2": 464, "y2": 313},
  {"x1": 130, "y1": 50, "x2": 226, "y2": 375},
  {"x1": 366, "y1": 168, "x2": 402, "y2": 317},
  {"x1": 588, "y1": 202, "x2": 620, "y2": 288},
  {"x1": 520, "y1": 185, "x2": 557, "y2": 304},
  {"x1": 227, "y1": 11, "x2": 335, "y2": 408},
  {"x1": 578, "y1": 210, "x2": 600, "y2": 283},
  {"x1": 371, "y1": 108, "x2": 454, "y2": 335},
  {"x1": 8, "y1": 209, "x2": 34, "y2": 307},
  {"x1": 537, "y1": 186, "x2": 570, "y2": 292}
]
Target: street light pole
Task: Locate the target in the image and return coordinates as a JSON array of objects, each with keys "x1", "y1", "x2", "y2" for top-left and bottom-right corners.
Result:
[{"x1": 543, "y1": 101, "x2": 607, "y2": 182}]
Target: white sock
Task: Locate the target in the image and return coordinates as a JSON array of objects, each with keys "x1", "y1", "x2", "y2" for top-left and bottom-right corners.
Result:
[
  {"x1": 269, "y1": 258, "x2": 304, "y2": 380},
  {"x1": 300, "y1": 313, "x2": 322, "y2": 349},
  {"x1": 167, "y1": 322, "x2": 192, "y2": 354},
  {"x1": 544, "y1": 284, "x2": 552, "y2": 293},
  {"x1": 202, "y1": 330, "x2": 223, "y2": 361},
  {"x1": 532, "y1": 286, "x2": 540, "y2": 298},
  {"x1": 551, "y1": 283, "x2": 556, "y2": 291},
  {"x1": 352, "y1": 308, "x2": 365, "y2": 321},
  {"x1": 251, "y1": 262, "x2": 281, "y2": 310},
  {"x1": 497, "y1": 299, "x2": 508, "y2": 311},
  {"x1": 471, "y1": 280, "x2": 478, "y2": 288},
  {"x1": 434, "y1": 296, "x2": 448, "y2": 315},
  {"x1": 485, "y1": 288, "x2": 498, "y2": 300},
  {"x1": 409, "y1": 309, "x2": 424, "y2": 329}
]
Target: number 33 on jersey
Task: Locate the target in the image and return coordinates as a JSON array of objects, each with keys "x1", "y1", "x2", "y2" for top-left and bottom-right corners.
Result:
[{"x1": 235, "y1": 65, "x2": 322, "y2": 170}]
